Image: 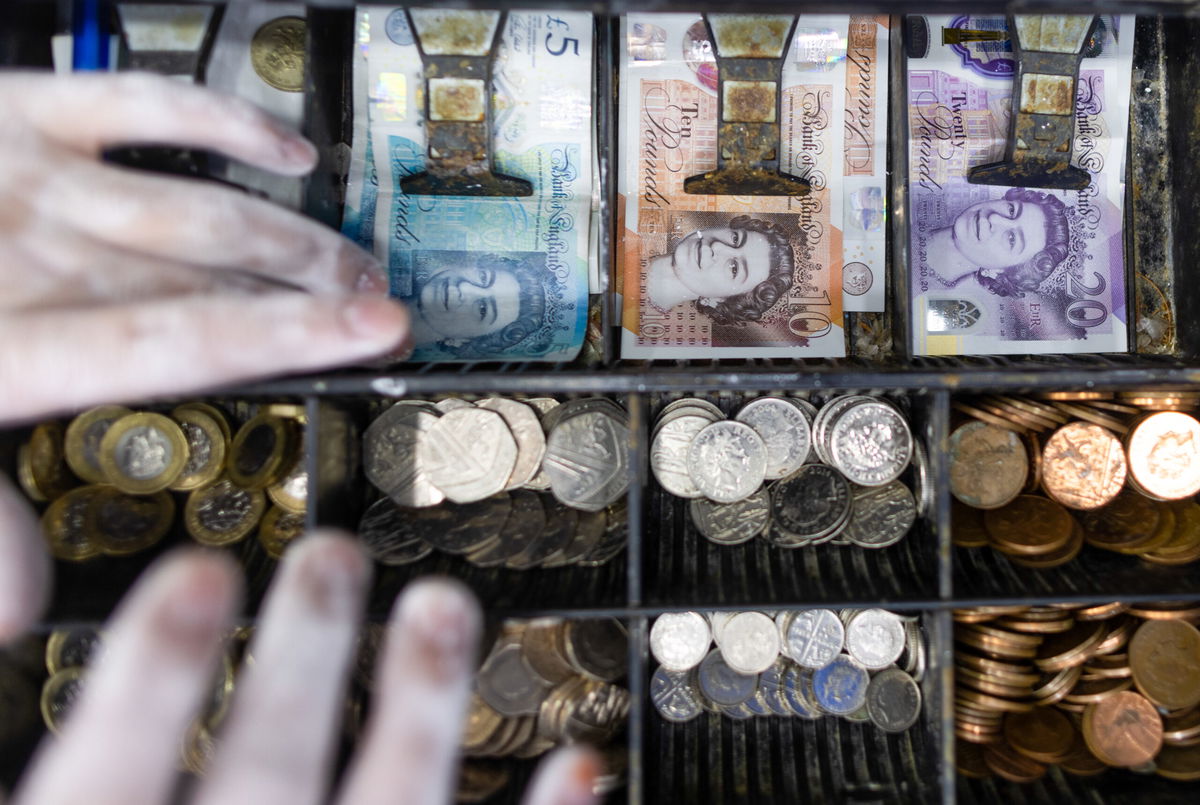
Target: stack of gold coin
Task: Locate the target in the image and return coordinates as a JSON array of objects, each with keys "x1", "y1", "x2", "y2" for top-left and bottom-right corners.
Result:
[
  {"x1": 951, "y1": 391, "x2": 1200, "y2": 567},
  {"x1": 954, "y1": 602, "x2": 1200, "y2": 783},
  {"x1": 17, "y1": 403, "x2": 308, "y2": 563}
]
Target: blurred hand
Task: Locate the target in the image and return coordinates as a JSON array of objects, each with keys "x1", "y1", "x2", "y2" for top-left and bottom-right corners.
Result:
[
  {"x1": 0, "y1": 72, "x2": 411, "y2": 636},
  {"x1": 11, "y1": 535, "x2": 601, "y2": 805}
]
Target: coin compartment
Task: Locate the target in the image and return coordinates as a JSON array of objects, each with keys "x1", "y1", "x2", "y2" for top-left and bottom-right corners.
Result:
[
  {"x1": 310, "y1": 395, "x2": 637, "y2": 615},
  {"x1": 949, "y1": 388, "x2": 1200, "y2": 603},
  {"x1": 642, "y1": 607, "x2": 951, "y2": 804},
  {"x1": 642, "y1": 391, "x2": 942, "y2": 608}
]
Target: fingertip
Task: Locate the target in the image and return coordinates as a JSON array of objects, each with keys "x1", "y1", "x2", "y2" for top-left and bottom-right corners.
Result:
[
  {"x1": 526, "y1": 746, "x2": 603, "y2": 805},
  {"x1": 339, "y1": 296, "x2": 412, "y2": 351},
  {"x1": 128, "y1": 550, "x2": 243, "y2": 656},
  {"x1": 391, "y1": 578, "x2": 482, "y2": 681},
  {"x1": 278, "y1": 530, "x2": 372, "y2": 616}
]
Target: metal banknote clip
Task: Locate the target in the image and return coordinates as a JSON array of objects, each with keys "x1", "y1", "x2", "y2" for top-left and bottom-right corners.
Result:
[
  {"x1": 400, "y1": 9, "x2": 532, "y2": 197},
  {"x1": 683, "y1": 13, "x2": 810, "y2": 197},
  {"x1": 114, "y1": 2, "x2": 221, "y2": 81},
  {"x1": 968, "y1": 14, "x2": 1098, "y2": 191}
]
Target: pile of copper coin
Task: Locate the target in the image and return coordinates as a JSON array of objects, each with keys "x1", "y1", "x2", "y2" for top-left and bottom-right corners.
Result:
[
  {"x1": 17, "y1": 402, "x2": 308, "y2": 563},
  {"x1": 950, "y1": 390, "x2": 1200, "y2": 567},
  {"x1": 954, "y1": 602, "x2": 1200, "y2": 782}
]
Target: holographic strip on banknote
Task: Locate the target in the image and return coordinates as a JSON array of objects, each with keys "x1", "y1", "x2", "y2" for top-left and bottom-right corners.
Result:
[{"x1": 907, "y1": 14, "x2": 1134, "y2": 356}]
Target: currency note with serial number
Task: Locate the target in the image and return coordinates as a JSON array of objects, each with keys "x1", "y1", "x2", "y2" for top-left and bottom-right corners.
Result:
[
  {"x1": 907, "y1": 14, "x2": 1134, "y2": 356},
  {"x1": 618, "y1": 14, "x2": 846, "y2": 359},
  {"x1": 346, "y1": 8, "x2": 593, "y2": 362}
]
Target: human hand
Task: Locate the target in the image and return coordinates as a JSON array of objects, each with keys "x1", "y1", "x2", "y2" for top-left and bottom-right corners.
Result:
[
  {"x1": 10, "y1": 535, "x2": 602, "y2": 805},
  {"x1": 0, "y1": 71, "x2": 411, "y2": 637}
]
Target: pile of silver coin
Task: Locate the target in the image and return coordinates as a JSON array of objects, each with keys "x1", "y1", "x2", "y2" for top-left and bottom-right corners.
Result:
[
  {"x1": 650, "y1": 395, "x2": 927, "y2": 549},
  {"x1": 650, "y1": 608, "x2": 924, "y2": 732},
  {"x1": 364, "y1": 397, "x2": 629, "y2": 512}
]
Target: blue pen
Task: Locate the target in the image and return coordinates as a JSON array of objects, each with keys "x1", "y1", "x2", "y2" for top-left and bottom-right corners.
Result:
[{"x1": 72, "y1": 0, "x2": 109, "y2": 72}]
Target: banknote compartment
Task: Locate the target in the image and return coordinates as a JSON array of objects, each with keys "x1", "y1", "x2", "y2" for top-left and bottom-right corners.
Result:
[
  {"x1": 311, "y1": 394, "x2": 636, "y2": 615},
  {"x1": 642, "y1": 390, "x2": 943, "y2": 608},
  {"x1": 643, "y1": 605, "x2": 949, "y2": 804}
]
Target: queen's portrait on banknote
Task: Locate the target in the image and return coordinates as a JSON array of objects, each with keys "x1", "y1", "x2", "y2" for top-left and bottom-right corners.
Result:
[{"x1": 643, "y1": 215, "x2": 796, "y2": 325}]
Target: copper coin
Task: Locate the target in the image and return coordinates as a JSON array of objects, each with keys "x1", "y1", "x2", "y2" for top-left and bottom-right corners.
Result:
[
  {"x1": 1051, "y1": 401, "x2": 1129, "y2": 433},
  {"x1": 1163, "y1": 706, "x2": 1200, "y2": 744},
  {"x1": 1040, "y1": 422, "x2": 1127, "y2": 510},
  {"x1": 1093, "y1": 617, "x2": 1136, "y2": 656},
  {"x1": 1062, "y1": 676, "x2": 1133, "y2": 704},
  {"x1": 1129, "y1": 619, "x2": 1200, "y2": 711},
  {"x1": 1008, "y1": 518, "x2": 1084, "y2": 569},
  {"x1": 1126, "y1": 412, "x2": 1200, "y2": 500},
  {"x1": 982, "y1": 741, "x2": 1046, "y2": 782},
  {"x1": 1031, "y1": 665, "x2": 1082, "y2": 705},
  {"x1": 951, "y1": 501, "x2": 990, "y2": 548},
  {"x1": 1059, "y1": 727, "x2": 1107, "y2": 776},
  {"x1": 1156, "y1": 743, "x2": 1200, "y2": 781},
  {"x1": 1035, "y1": 621, "x2": 1107, "y2": 672},
  {"x1": 1082, "y1": 691, "x2": 1163, "y2": 767},
  {"x1": 1076, "y1": 602, "x2": 1129, "y2": 621},
  {"x1": 949, "y1": 422, "x2": 1028, "y2": 510},
  {"x1": 1109, "y1": 504, "x2": 1177, "y2": 555},
  {"x1": 1041, "y1": 391, "x2": 1112, "y2": 402},
  {"x1": 1077, "y1": 489, "x2": 1160, "y2": 550},
  {"x1": 1004, "y1": 708, "x2": 1074, "y2": 763},
  {"x1": 955, "y1": 739, "x2": 992, "y2": 778},
  {"x1": 953, "y1": 402, "x2": 1025, "y2": 433},
  {"x1": 984, "y1": 495, "x2": 1072, "y2": 556}
]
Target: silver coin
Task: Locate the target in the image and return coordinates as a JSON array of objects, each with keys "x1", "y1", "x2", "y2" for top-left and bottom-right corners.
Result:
[
  {"x1": 707, "y1": 612, "x2": 735, "y2": 650},
  {"x1": 686, "y1": 421, "x2": 767, "y2": 504},
  {"x1": 719, "y1": 701, "x2": 756, "y2": 719},
  {"x1": 811, "y1": 395, "x2": 873, "y2": 465},
  {"x1": 505, "y1": 495, "x2": 576, "y2": 569},
  {"x1": 784, "y1": 609, "x2": 844, "y2": 669},
  {"x1": 542, "y1": 397, "x2": 626, "y2": 435},
  {"x1": 427, "y1": 494, "x2": 513, "y2": 555},
  {"x1": 910, "y1": 439, "x2": 934, "y2": 520},
  {"x1": 356, "y1": 498, "x2": 438, "y2": 566},
  {"x1": 650, "y1": 667, "x2": 702, "y2": 723},
  {"x1": 543, "y1": 508, "x2": 606, "y2": 568},
  {"x1": 810, "y1": 655, "x2": 869, "y2": 716},
  {"x1": 696, "y1": 649, "x2": 756, "y2": 707},
  {"x1": 768, "y1": 464, "x2": 851, "y2": 545},
  {"x1": 576, "y1": 500, "x2": 628, "y2": 567},
  {"x1": 742, "y1": 689, "x2": 773, "y2": 717},
  {"x1": 564, "y1": 619, "x2": 627, "y2": 682},
  {"x1": 659, "y1": 398, "x2": 724, "y2": 420},
  {"x1": 434, "y1": 398, "x2": 473, "y2": 412},
  {"x1": 418, "y1": 408, "x2": 517, "y2": 504},
  {"x1": 523, "y1": 399, "x2": 559, "y2": 491},
  {"x1": 720, "y1": 612, "x2": 780, "y2": 675},
  {"x1": 902, "y1": 620, "x2": 926, "y2": 683},
  {"x1": 464, "y1": 489, "x2": 544, "y2": 568},
  {"x1": 842, "y1": 481, "x2": 917, "y2": 549},
  {"x1": 845, "y1": 608, "x2": 906, "y2": 670},
  {"x1": 652, "y1": 404, "x2": 722, "y2": 441},
  {"x1": 735, "y1": 397, "x2": 812, "y2": 480},
  {"x1": 688, "y1": 488, "x2": 770, "y2": 545},
  {"x1": 781, "y1": 664, "x2": 821, "y2": 719},
  {"x1": 523, "y1": 398, "x2": 560, "y2": 417},
  {"x1": 843, "y1": 704, "x2": 871, "y2": 723},
  {"x1": 651, "y1": 415, "x2": 711, "y2": 499},
  {"x1": 829, "y1": 401, "x2": 913, "y2": 487},
  {"x1": 758, "y1": 658, "x2": 795, "y2": 717},
  {"x1": 363, "y1": 404, "x2": 444, "y2": 509},
  {"x1": 649, "y1": 612, "x2": 711, "y2": 672},
  {"x1": 477, "y1": 641, "x2": 553, "y2": 717},
  {"x1": 475, "y1": 398, "x2": 547, "y2": 490},
  {"x1": 865, "y1": 667, "x2": 922, "y2": 732},
  {"x1": 543, "y1": 411, "x2": 630, "y2": 512},
  {"x1": 114, "y1": 425, "x2": 176, "y2": 480}
]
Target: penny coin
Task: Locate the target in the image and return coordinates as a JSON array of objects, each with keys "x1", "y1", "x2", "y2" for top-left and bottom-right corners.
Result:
[
  {"x1": 649, "y1": 612, "x2": 711, "y2": 672},
  {"x1": 250, "y1": 16, "x2": 307, "y2": 92},
  {"x1": 1077, "y1": 489, "x2": 1160, "y2": 550},
  {"x1": 811, "y1": 655, "x2": 869, "y2": 715},
  {"x1": 1040, "y1": 422, "x2": 1127, "y2": 510},
  {"x1": 866, "y1": 667, "x2": 922, "y2": 732},
  {"x1": 984, "y1": 495, "x2": 1072, "y2": 556},
  {"x1": 543, "y1": 410, "x2": 630, "y2": 512},
  {"x1": 1007, "y1": 517, "x2": 1084, "y2": 569},
  {"x1": 949, "y1": 421, "x2": 1028, "y2": 509},
  {"x1": 184, "y1": 479, "x2": 267, "y2": 547},
  {"x1": 951, "y1": 500, "x2": 989, "y2": 548},
  {"x1": 169, "y1": 408, "x2": 227, "y2": 492},
  {"x1": 258, "y1": 506, "x2": 306, "y2": 560},
  {"x1": 688, "y1": 488, "x2": 770, "y2": 546},
  {"x1": 828, "y1": 400, "x2": 913, "y2": 487},
  {"x1": 734, "y1": 397, "x2": 812, "y2": 480},
  {"x1": 18, "y1": 422, "x2": 76, "y2": 502},
  {"x1": 784, "y1": 609, "x2": 844, "y2": 669},
  {"x1": 697, "y1": 648, "x2": 756, "y2": 707},
  {"x1": 1004, "y1": 708, "x2": 1073, "y2": 763},
  {"x1": 457, "y1": 762, "x2": 511, "y2": 802},
  {"x1": 419, "y1": 408, "x2": 517, "y2": 504},
  {"x1": 1083, "y1": 690, "x2": 1163, "y2": 767},
  {"x1": 651, "y1": 414, "x2": 711, "y2": 498},
  {"x1": 1156, "y1": 744, "x2": 1200, "y2": 781},
  {"x1": 651, "y1": 667, "x2": 702, "y2": 723},
  {"x1": 686, "y1": 421, "x2": 767, "y2": 504},
  {"x1": 719, "y1": 612, "x2": 780, "y2": 675},
  {"x1": 41, "y1": 485, "x2": 104, "y2": 562},
  {"x1": 1126, "y1": 412, "x2": 1200, "y2": 500},
  {"x1": 88, "y1": 487, "x2": 174, "y2": 557},
  {"x1": 842, "y1": 481, "x2": 916, "y2": 549},
  {"x1": 846, "y1": 609, "x2": 906, "y2": 670},
  {"x1": 1129, "y1": 619, "x2": 1200, "y2": 711},
  {"x1": 64, "y1": 405, "x2": 134, "y2": 484},
  {"x1": 462, "y1": 694, "x2": 504, "y2": 753},
  {"x1": 227, "y1": 413, "x2": 296, "y2": 491}
]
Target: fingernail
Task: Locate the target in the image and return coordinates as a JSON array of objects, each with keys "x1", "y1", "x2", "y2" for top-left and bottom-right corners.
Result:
[
  {"x1": 340, "y1": 296, "x2": 410, "y2": 346},
  {"x1": 280, "y1": 134, "x2": 319, "y2": 169},
  {"x1": 294, "y1": 537, "x2": 368, "y2": 616},
  {"x1": 399, "y1": 581, "x2": 480, "y2": 680}
]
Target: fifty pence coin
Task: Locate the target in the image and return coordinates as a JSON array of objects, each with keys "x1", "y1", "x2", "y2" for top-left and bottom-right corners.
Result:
[
  {"x1": 811, "y1": 655, "x2": 869, "y2": 716},
  {"x1": 651, "y1": 667, "x2": 702, "y2": 723},
  {"x1": 784, "y1": 609, "x2": 845, "y2": 669},
  {"x1": 720, "y1": 612, "x2": 781, "y2": 675},
  {"x1": 866, "y1": 667, "x2": 923, "y2": 733},
  {"x1": 842, "y1": 481, "x2": 917, "y2": 549},
  {"x1": 418, "y1": 408, "x2": 517, "y2": 504},
  {"x1": 356, "y1": 497, "x2": 438, "y2": 565},
  {"x1": 689, "y1": 488, "x2": 771, "y2": 545},
  {"x1": 829, "y1": 400, "x2": 913, "y2": 487},
  {"x1": 543, "y1": 410, "x2": 630, "y2": 512},
  {"x1": 649, "y1": 612, "x2": 711, "y2": 672},
  {"x1": 696, "y1": 649, "x2": 756, "y2": 707},
  {"x1": 845, "y1": 609, "x2": 906, "y2": 670},
  {"x1": 363, "y1": 405, "x2": 444, "y2": 508},
  {"x1": 735, "y1": 397, "x2": 812, "y2": 480},
  {"x1": 686, "y1": 421, "x2": 767, "y2": 504},
  {"x1": 475, "y1": 398, "x2": 547, "y2": 490}
]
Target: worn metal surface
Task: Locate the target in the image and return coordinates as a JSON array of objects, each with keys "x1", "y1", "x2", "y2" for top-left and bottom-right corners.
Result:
[{"x1": 968, "y1": 14, "x2": 1095, "y2": 190}]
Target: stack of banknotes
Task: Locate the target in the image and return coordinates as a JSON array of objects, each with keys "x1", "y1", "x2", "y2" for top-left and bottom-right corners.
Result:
[
  {"x1": 906, "y1": 14, "x2": 1135, "y2": 355},
  {"x1": 343, "y1": 8, "x2": 595, "y2": 362}
]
